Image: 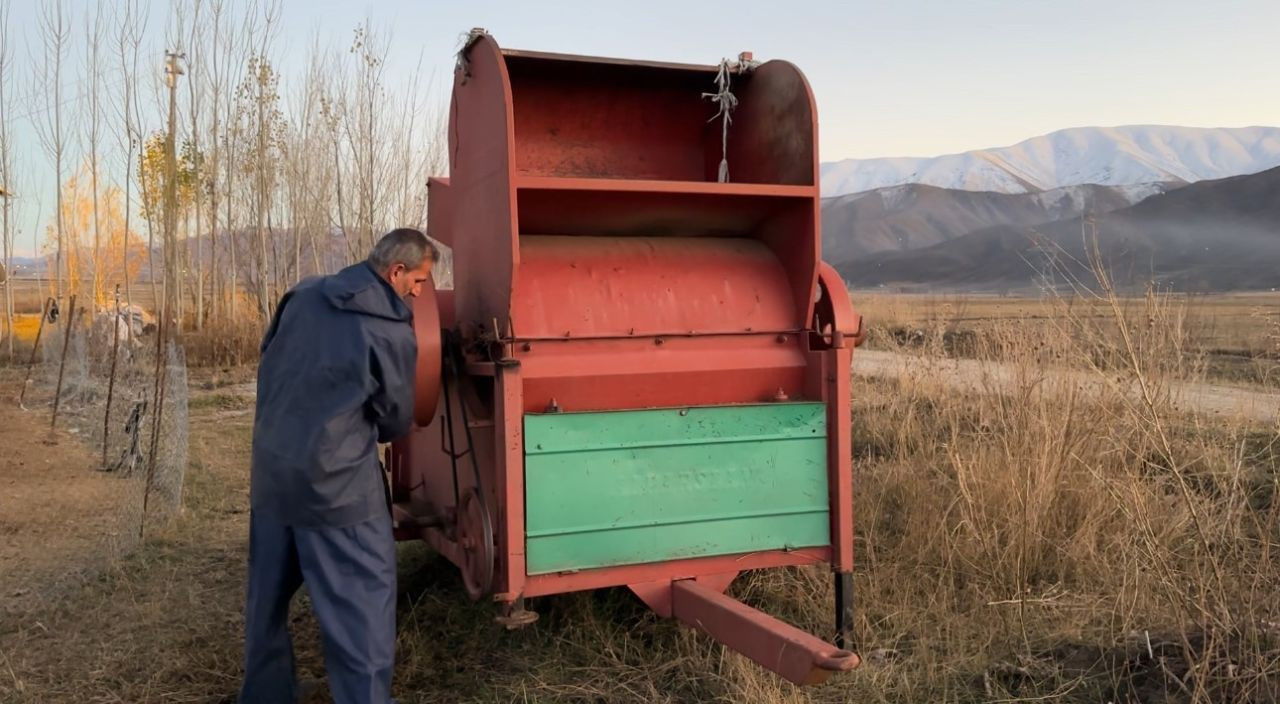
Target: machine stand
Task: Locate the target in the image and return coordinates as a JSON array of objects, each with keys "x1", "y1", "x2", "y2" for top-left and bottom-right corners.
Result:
[
  {"x1": 495, "y1": 596, "x2": 540, "y2": 630},
  {"x1": 835, "y1": 571, "x2": 855, "y2": 651}
]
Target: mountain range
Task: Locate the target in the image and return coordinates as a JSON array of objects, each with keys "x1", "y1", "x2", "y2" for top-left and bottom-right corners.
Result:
[
  {"x1": 822, "y1": 181, "x2": 1176, "y2": 261},
  {"x1": 820, "y1": 125, "x2": 1280, "y2": 292},
  {"x1": 820, "y1": 125, "x2": 1280, "y2": 197},
  {"x1": 832, "y1": 165, "x2": 1280, "y2": 291}
]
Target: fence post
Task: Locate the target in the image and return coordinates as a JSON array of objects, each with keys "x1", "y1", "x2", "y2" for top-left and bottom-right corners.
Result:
[
  {"x1": 102, "y1": 286, "x2": 122, "y2": 468},
  {"x1": 50, "y1": 295, "x2": 78, "y2": 431},
  {"x1": 140, "y1": 317, "x2": 168, "y2": 540}
]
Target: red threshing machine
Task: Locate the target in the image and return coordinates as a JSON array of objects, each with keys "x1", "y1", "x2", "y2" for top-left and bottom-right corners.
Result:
[{"x1": 387, "y1": 31, "x2": 865, "y2": 685}]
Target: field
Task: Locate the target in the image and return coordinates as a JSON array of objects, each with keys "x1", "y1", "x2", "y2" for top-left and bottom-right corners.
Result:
[
  {"x1": 2, "y1": 277, "x2": 162, "y2": 351},
  {"x1": 854, "y1": 290, "x2": 1280, "y2": 389},
  {"x1": 1, "y1": 289, "x2": 1278, "y2": 703},
  {"x1": 3, "y1": 278, "x2": 161, "y2": 315}
]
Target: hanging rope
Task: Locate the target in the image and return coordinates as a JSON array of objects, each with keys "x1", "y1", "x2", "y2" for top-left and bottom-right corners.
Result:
[
  {"x1": 703, "y1": 59, "x2": 739, "y2": 183},
  {"x1": 706, "y1": 57, "x2": 752, "y2": 183}
]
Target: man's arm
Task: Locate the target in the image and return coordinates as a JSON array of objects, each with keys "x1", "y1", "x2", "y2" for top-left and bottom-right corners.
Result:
[{"x1": 367, "y1": 333, "x2": 416, "y2": 443}]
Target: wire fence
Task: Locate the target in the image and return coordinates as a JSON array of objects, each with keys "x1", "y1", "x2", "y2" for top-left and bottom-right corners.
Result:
[{"x1": 17, "y1": 298, "x2": 190, "y2": 565}]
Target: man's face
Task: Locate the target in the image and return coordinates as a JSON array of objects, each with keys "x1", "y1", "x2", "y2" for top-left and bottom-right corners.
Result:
[{"x1": 386, "y1": 260, "x2": 434, "y2": 300}]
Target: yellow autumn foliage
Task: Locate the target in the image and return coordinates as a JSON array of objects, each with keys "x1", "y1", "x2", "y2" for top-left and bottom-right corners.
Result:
[
  {"x1": 138, "y1": 132, "x2": 198, "y2": 224},
  {"x1": 43, "y1": 165, "x2": 147, "y2": 308}
]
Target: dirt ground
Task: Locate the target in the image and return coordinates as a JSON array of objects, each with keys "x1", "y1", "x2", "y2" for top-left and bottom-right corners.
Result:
[
  {"x1": 0, "y1": 403, "x2": 132, "y2": 616},
  {"x1": 0, "y1": 367, "x2": 264, "y2": 699}
]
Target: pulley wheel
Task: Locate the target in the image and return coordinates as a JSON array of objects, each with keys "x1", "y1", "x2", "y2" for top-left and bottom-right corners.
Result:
[
  {"x1": 412, "y1": 285, "x2": 443, "y2": 426},
  {"x1": 457, "y1": 487, "x2": 495, "y2": 600}
]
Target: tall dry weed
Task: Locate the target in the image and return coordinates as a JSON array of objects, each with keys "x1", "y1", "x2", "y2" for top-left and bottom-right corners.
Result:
[
  {"x1": 839, "y1": 255, "x2": 1280, "y2": 701},
  {"x1": 182, "y1": 293, "x2": 264, "y2": 368}
]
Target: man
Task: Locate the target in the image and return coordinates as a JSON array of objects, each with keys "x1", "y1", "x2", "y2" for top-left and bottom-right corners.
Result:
[{"x1": 240, "y1": 228, "x2": 437, "y2": 704}]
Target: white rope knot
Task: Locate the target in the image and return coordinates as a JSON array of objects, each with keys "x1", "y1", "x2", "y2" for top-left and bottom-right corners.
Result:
[{"x1": 703, "y1": 59, "x2": 746, "y2": 183}]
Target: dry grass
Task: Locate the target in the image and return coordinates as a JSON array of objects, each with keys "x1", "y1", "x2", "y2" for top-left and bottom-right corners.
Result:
[
  {"x1": 1, "y1": 280, "x2": 1278, "y2": 702},
  {"x1": 182, "y1": 315, "x2": 263, "y2": 369},
  {"x1": 854, "y1": 290, "x2": 1280, "y2": 389},
  {"x1": 841, "y1": 277, "x2": 1280, "y2": 702},
  {"x1": 178, "y1": 292, "x2": 267, "y2": 369},
  {"x1": 1, "y1": 287, "x2": 263, "y2": 369}
]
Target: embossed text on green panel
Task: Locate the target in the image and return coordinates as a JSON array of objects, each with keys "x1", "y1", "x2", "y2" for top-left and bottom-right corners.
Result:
[{"x1": 523, "y1": 403, "x2": 830, "y2": 575}]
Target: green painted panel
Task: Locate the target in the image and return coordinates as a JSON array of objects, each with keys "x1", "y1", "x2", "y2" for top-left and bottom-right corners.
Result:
[{"x1": 524, "y1": 403, "x2": 829, "y2": 575}]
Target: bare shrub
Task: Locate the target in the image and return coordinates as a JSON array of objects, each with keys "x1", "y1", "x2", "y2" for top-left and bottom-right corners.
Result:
[{"x1": 183, "y1": 307, "x2": 261, "y2": 368}]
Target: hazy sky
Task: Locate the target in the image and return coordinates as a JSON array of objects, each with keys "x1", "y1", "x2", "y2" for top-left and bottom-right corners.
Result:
[
  {"x1": 280, "y1": 0, "x2": 1280, "y2": 159},
  {"x1": 5, "y1": 0, "x2": 1279, "y2": 256}
]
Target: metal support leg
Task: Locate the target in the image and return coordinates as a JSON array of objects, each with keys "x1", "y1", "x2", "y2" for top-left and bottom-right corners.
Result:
[
  {"x1": 495, "y1": 596, "x2": 539, "y2": 630},
  {"x1": 835, "y1": 571, "x2": 855, "y2": 651}
]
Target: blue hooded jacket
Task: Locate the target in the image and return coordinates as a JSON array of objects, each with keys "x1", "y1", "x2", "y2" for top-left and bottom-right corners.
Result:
[{"x1": 250, "y1": 261, "x2": 416, "y2": 527}]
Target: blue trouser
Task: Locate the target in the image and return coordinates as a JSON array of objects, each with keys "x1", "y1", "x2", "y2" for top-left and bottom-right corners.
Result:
[{"x1": 239, "y1": 511, "x2": 396, "y2": 704}]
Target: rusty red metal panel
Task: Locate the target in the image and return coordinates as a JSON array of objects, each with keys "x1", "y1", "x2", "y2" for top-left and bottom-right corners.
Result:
[
  {"x1": 434, "y1": 289, "x2": 456, "y2": 331},
  {"x1": 524, "y1": 547, "x2": 829, "y2": 599},
  {"x1": 517, "y1": 338, "x2": 807, "y2": 413},
  {"x1": 828, "y1": 345, "x2": 854, "y2": 572},
  {"x1": 506, "y1": 55, "x2": 720, "y2": 181},
  {"x1": 722, "y1": 60, "x2": 818, "y2": 188},
  {"x1": 512, "y1": 236, "x2": 797, "y2": 337},
  {"x1": 495, "y1": 364, "x2": 526, "y2": 599},
  {"x1": 516, "y1": 183, "x2": 813, "y2": 242},
  {"x1": 755, "y1": 199, "x2": 820, "y2": 335},
  {"x1": 411, "y1": 287, "x2": 442, "y2": 427},
  {"x1": 671, "y1": 580, "x2": 859, "y2": 685},
  {"x1": 425, "y1": 177, "x2": 453, "y2": 247},
  {"x1": 816, "y1": 265, "x2": 858, "y2": 572},
  {"x1": 445, "y1": 34, "x2": 518, "y2": 336}
]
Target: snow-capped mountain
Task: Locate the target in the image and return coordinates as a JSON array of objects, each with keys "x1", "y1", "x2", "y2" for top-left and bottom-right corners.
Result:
[
  {"x1": 820, "y1": 125, "x2": 1280, "y2": 197},
  {"x1": 835, "y1": 165, "x2": 1280, "y2": 292}
]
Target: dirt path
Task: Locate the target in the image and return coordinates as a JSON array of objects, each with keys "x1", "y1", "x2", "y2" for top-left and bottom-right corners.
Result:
[
  {"x1": 0, "y1": 403, "x2": 135, "y2": 617},
  {"x1": 852, "y1": 349, "x2": 1280, "y2": 424},
  {"x1": 0, "y1": 379, "x2": 268, "y2": 702}
]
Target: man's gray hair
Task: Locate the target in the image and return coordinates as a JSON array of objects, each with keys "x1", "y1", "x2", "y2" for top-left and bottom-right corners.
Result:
[{"x1": 367, "y1": 228, "x2": 439, "y2": 272}]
